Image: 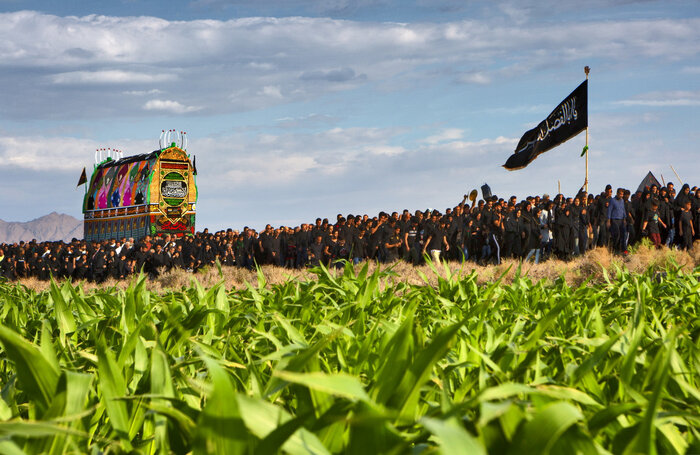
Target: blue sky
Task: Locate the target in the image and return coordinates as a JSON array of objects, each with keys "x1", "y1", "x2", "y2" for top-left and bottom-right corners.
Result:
[{"x1": 1, "y1": 0, "x2": 699, "y2": 231}]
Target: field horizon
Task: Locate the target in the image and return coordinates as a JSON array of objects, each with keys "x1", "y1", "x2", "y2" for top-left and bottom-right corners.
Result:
[{"x1": 13, "y1": 240, "x2": 700, "y2": 293}]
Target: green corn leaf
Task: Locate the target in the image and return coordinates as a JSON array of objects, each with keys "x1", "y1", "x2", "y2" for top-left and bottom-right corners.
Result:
[
  {"x1": 49, "y1": 278, "x2": 76, "y2": 339},
  {"x1": 237, "y1": 394, "x2": 330, "y2": 455},
  {"x1": 0, "y1": 421, "x2": 90, "y2": 439},
  {"x1": 395, "y1": 320, "x2": 465, "y2": 420},
  {"x1": 623, "y1": 332, "x2": 676, "y2": 455},
  {"x1": 28, "y1": 371, "x2": 93, "y2": 455},
  {"x1": 371, "y1": 311, "x2": 415, "y2": 405},
  {"x1": 274, "y1": 371, "x2": 370, "y2": 403},
  {"x1": 587, "y1": 403, "x2": 641, "y2": 433},
  {"x1": 96, "y1": 340, "x2": 132, "y2": 451},
  {"x1": 0, "y1": 326, "x2": 60, "y2": 416},
  {"x1": 422, "y1": 417, "x2": 486, "y2": 455},
  {"x1": 193, "y1": 355, "x2": 249, "y2": 455},
  {"x1": 0, "y1": 438, "x2": 26, "y2": 455},
  {"x1": 572, "y1": 332, "x2": 623, "y2": 383},
  {"x1": 507, "y1": 401, "x2": 583, "y2": 455}
]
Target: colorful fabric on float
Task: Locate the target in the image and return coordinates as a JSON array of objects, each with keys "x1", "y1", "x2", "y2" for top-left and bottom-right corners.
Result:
[{"x1": 82, "y1": 145, "x2": 197, "y2": 242}]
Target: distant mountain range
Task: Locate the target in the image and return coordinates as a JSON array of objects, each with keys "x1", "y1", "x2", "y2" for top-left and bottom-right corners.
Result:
[{"x1": 0, "y1": 212, "x2": 82, "y2": 244}]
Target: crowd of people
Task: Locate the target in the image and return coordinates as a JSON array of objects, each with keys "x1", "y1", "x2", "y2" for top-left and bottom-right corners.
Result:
[{"x1": 1, "y1": 182, "x2": 698, "y2": 282}]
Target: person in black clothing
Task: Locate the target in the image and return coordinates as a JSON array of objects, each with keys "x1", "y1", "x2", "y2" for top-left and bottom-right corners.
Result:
[
  {"x1": 27, "y1": 252, "x2": 40, "y2": 278},
  {"x1": 577, "y1": 197, "x2": 591, "y2": 254},
  {"x1": 196, "y1": 243, "x2": 216, "y2": 270},
  {"x1": 423, "y1": 211, "x2": 449, "y2": 263},
  {"x1": 333, "y1": 236, "x2": 350, "y2": 268},
  {"x1": 679, "y1": 200, "x2": 695, "y2": 250},
  {"x1": 594, "y1": 185, "x2": 613, "y2": 247},
  {"x1": 117, "y1": 252, "x2": 129, "y2": 279},
  {"x1": 74, "y1": 251, "x2": 88, "y2": 280},
  {"x1": 503, "y1": 207, "x2": 522, "y2": 259},
  {"x1": 15, "y1": 248, "x2": 27, "y2": 279},
  {"x1": 62, "y1": 247, "x2": 76, "y2": 278},
  {"x1": 295, "y1": 224, "x2": 311, "y2": 269},
  {"x1": 258, "y1": 225, "x2": 275, "y2": 265},
  {"x1": 554, "y1": 203, "x2": 573, "y2": 259},
  {"x1": 132, "y1": 244, "x2": 149, "y2": 274},
  {"x1": 403, "y1": 217, "x2": 423, "y2": 265},
  {"x1": 91, "y1": 247, "x2": 108, "y2": 283},
  {"x1": 384, "y1": 226, "x2": 402, "y2": 263},
  {"x1": 105, "y1": 249, "x2": 119, "y2": 279},
  {"x1": 657, "y1": 188, "x2": 672, "y2": 245},
  {"x1": 523, "y1": 206, "x2": 542, "y2": 263},
  {"x1": 352, "y1": 228, "x2": 368, "y2": 265},
  {"x1": 269, "y1": 228, "x2": 283, "y2": 267},
  {"x1": 150, "y1": 244, "x2": 168, "y2": 276},
  {"x1": 308, "y1": 234, "x2": 327, "y2": 267},
  {"x1": 674, "y1": 184, "x2": 692, "y2": 245},
  {"x1": 241, "y1": 228, "x2": 257, "y2": 270}
]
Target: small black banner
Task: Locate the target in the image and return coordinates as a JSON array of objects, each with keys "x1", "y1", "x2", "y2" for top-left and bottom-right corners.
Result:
[
  {"x1": 504, "y1": 80, "x2": 588, "y2": 171},
  {"x1": 77, "y1": 167, "x2": 87, "y2": 187}
]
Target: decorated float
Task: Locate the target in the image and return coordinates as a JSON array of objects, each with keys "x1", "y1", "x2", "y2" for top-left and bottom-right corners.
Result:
[{"x1": 82, "y1": 130, "x2": 197, "y2": 241}]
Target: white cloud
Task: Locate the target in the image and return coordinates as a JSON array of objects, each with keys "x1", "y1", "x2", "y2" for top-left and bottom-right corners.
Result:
[
  {"x1": 122, "y1": 89, "x2": 163, "y2": 95},
  {"x1": 0, "y1": 135, "x2": 153, "y2": 171},
  {"x1": 456, "y1": 72, "x2": 491, "y2": 85},
  {"x1": 275, "y1": 113, "x2": 337, "y2": 128},
  {"x1": 0, "y1": 136, "x2": 92, "y2": 171},
  {"x1": 423, "y1": 128, "x2": 464, "y2": 144},
  {"x1": 225, "y1": 154, "x2": 317, "y2": 182},
  {"x1": 143, "y1": 99, "x2": 202, "y2": 113},
  {"x1": 50, "y1": 70, "x2": 176, "y2": 85},
  {"x1": 615, "y1": 90, "x2": 700, "y2": 107},
  {"x1": 247, "y1": 62, "x2": 275, "y2": 70},
  {"x1": 0, "y1": 11, "x2": 699, "y2": 118},
  {"x1": 364, "y1": 145, "x2": 406, "y2": 156},
  {"x1": 260, "y1": 85, "x2": 283, "y2": 98}
]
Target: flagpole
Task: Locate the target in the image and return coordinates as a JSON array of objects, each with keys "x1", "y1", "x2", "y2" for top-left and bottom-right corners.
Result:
[
  {"x1": 584, "y1": 66, "x2": 590, "y2": 193},
  {"x1": 670, "y1": 165, "x2": 683, "y2": 185}
]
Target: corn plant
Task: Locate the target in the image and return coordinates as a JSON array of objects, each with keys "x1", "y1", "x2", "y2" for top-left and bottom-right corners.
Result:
[{"x1": 0, "y1": 261, "x2": 698, "y2": 454}]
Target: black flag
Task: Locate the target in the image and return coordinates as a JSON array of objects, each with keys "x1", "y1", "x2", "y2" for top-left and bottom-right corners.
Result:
[
  {"x1": 481, "y1": 183, "x2": 492, "y2": 200},
  {"x1": 77, "y1": 167, "x2": 87, "y2": 187},
  {"x1": 504, "y1": 80, "x2": 588, "y2": 170},
  {"x1": 636, "y1": 171, "x2": 661, "y2": 193}
]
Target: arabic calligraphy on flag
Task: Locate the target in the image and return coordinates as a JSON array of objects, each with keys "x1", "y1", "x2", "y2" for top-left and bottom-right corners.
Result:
[{"x1": 503, "y1": 80, "x2": 588, "y2": 170}]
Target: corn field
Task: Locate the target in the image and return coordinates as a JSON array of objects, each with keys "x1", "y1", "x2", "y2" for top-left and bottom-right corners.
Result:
[{"x1": 0, "y1": 261, "x2": 698, "y2": 454}]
